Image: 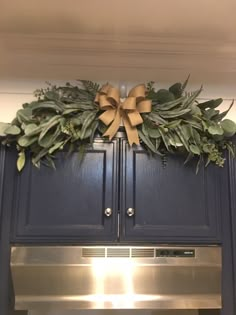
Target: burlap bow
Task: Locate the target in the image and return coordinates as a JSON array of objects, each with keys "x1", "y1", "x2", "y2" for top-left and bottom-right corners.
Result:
[{"x1": 95, "y1": 84, "x2": 152, "y2": 145}]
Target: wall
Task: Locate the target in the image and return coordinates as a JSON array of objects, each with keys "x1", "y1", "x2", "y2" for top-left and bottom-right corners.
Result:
[{"x1": 0, "y1": 80, "x2": 236, "y2": 123}]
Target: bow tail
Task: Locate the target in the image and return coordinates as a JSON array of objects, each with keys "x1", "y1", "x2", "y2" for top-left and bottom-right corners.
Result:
[
  {"x1": 122, "y1": 112, "x2": 140, "y2": 146},
  {"x1": 103, "y1": 109, "x2": 122, "y2": 140}
]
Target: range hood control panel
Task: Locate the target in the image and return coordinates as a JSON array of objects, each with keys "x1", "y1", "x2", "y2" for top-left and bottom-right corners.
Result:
[{"x1": 156, "y1": 249, "x2": 195, "y2": 257}]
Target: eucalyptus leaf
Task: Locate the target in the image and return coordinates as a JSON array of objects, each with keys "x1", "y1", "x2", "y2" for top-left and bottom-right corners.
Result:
[
  {"x1": 182, "y1": 87, "x2": 202, "y2": 109},
  {"x1": 153, "y1": 95, "x2": 186, "y2": 111},
  {"x1": 215, "y1": 100, "x2": 234, "y2": 121},
  {"x1": 204, "y1": 109, "x2": 219, "y2": 120},
  {"x1": 39, "y1": 116, "x2": 61, "y2": 143},
  {"x1": 198, "y1": 98, "x2": 223, "y2": 110},
  {"x1": 0, "y1": 122, "x2": 10, "y2": 136},
  {"x1": 183, "y1": 119, "x2": 203, "y2": 131},
  {"x1": 190, "y1": 104, "x2": 202, "y2": 116},
  {"x1": 49, "y1": 140, "x2": 65, "y2": 154},
  {"x1": 98, "y1": 122, "x2": 107, "y2": 134},
  {"x1": 221, "y1": 119, "x2": 236, "y2": 137},
  {"x1": 31, "y1": 102, "x2": 62, "y2": 113},
  {"x1": 169, "y1": 83, "x2": 182, "y2": 99},
  {"x1": 63, "y1": 108, "x2": 80, "y2": 115},
  {"x1": 196, "y1": 156, "x2": 203, "y2": 174},
  {"x1": 182, "y1": 75, "x2": 190, "y2": 92},
  {"x1": 166, "y1": 120, "x2": 182, "y2": 129},
  {"x1": 169, "y1": 134, "x2": 183, "y2": 147},
  {"x1": 142, "y1": 123, "x2": 149, "y2": 136},
  {"x1": 159, "y1": 108, "x2": 191, "y2": 119},
  {"x1": 155, "y1": 138, "x2": 161, "y2": 150},
  {"x1": 226, "y1": 142, "x2": 235, "y2": 158},
  {"x1": 208, "y1": 125, "x2": 224, "y2": 135},
  {"x1": 16, "y1": 108, "x2": 33, "y2": 123},
  {"x1": 90, "y1": 120, "x2": 99, "y2": 144},
  {"x1": 192, "y1": 129, "x2": 201, "y2": 145},
  {"x1": 17, "y1": 151, "x2": 26, "y2": 171},
  {"x1": 180, "y1": 124, "x2": 192, "y2": 141},
  {"x1": 80, "y1": 112, "x2": 97, "y2": 139},
  {"x1": 148, "y1": 128, "x2": 161, "y2": 138},
  {"x1": 32, "y1": 148, "x2": 49, "y2": 165},
  {"x1": 155, "y1": 89, "x2": 175, "y2": 104},
  {"x1": 44, "y1": 156, "x2": 56, "y2": 170},
  {"x1": 159, "y1": 128, "x2": 170, "y2": 151},
  {"x1": 64, "y1": 102, "x2": 96, "y2": 111},
  {"x1": 184, "y1": 152, "x2": 194, "y2": 165},
  {"x1": 24, "y1": 125, "x2": 44, "y2": 137},
  {"x1": 4, "y1": 125, "x2": 21, "y2": 135},
  {"x1": 81, "y1": 128, "x2": 92, "y2": 140},
  {"x1": 203, "y1": 144, "x2": 211, "y2": 153},
  {"x1": 39, "y1": 125, "x2": 62, "y2": 148},
  {"x1": 176, "y1": 127, "x2": 190, "y2": 151},
  {"x1": 189, "y1": 144, "x2": 201, "y2": 155},
  {"x1": 25, "y1": 124, "x2": 39, "y2": 136},
  {"x1": 71, "y1": 116, "x2": 83, "y2": 126},
  {"x1": 148, "y1": 112, "x2": 168, "y2": 124},
  {"x1": 138, "y1": 130, "x2": 162, "y2": 155},
  {"x1": 18, "y1": 135, "x2": 38, "y2": 147}
]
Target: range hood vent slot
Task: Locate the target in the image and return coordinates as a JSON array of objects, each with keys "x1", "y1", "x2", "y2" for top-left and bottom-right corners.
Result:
[
  {"x1": 82, "y1": 248, "x2": 105, "y2": 258},
  {"x1": 107, "y1": 247, "x2": 130, "y2": 257},
  {"x1": 82, "y1": 247, "x2": 156, "y2": 258},
  {"x1": 131, "y1": 248, "x2": 155, "y2": 258}
]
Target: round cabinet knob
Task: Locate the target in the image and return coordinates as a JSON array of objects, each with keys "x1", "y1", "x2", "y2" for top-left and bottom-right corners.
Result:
[
  {"x1": 127, "y1": 208, "x2": 135, "y2": 217},
  {"x1": 104, "y1": 208, "x2": 112, "y2": 217}
]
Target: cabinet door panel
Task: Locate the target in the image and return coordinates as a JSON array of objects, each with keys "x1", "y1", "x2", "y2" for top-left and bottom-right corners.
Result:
[
  {"x1": 11, "y1": 140, "x2": 118, "y2": 243},
  {"x1": 121, "y1": 140, "x2": 221, "y2": 243}
]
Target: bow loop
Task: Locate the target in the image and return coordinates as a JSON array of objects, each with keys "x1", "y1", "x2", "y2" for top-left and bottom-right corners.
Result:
[
  {"x1": 96, "y1": 84, "x2": 151, "y2": 145},
  {"x1": 128, "y1": 84, "x2": 146, "y2": 98},
  {"x1": 122, "y1": 97, "x2": 137, "y2": 111}
]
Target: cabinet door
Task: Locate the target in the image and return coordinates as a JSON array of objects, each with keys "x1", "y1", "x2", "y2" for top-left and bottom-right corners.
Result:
[
  {"x1": 121, "y1": 140, "x2": 222, "y2": 243},
  {"x1": 11, "y1": 140, "x2": 118, "y2": 243},
  {"x1": 228, "y1": 155, "x2": 236, "y2": 312},
  {"x1": 0, "y1": 145, "x2": 5, "y2": 240}
]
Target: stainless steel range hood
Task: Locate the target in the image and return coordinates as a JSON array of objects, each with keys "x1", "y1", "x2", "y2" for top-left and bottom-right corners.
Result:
[{"x1": 11, "y1": 246, "x2": 221, "y2": 311}]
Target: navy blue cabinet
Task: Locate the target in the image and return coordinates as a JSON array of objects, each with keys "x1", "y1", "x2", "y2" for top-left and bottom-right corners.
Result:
[
  {"x1": 121, "y1": 139, "x2": 222, "y2": 243},
  {"x1": 0, "y1": 144, "x2": 5, "y2": 240},
  {"x1": 228, "y1": 154, "x2": 236, "y2": 312},
  {"x1": 10, "y1": 137, "x2": 223, "y2": 244},
  {"x1": 0, "y1": 145, "x2": 15, "y2": 315},
  {"x1": 11, "y1": 139, "x2": 119, "y2": 243},
  {"x1": 0, "y1": 145, "x2": 7, "y2": 313}
]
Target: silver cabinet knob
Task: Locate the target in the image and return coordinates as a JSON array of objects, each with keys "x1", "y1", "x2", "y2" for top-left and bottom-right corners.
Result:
[
  {"x1": 127, "y1": 208, "x2": 135, "y2": 217},
  {"x1": 104, "y1": 208, "x2": 112, "y2": 217}
]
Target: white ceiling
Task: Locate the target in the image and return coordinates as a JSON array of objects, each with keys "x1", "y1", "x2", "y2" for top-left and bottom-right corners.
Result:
[
  {"x1": 0, "y1": 0, "x2": 236, "y2": 84},
  {"x1": 0, "y1": 0, "x2": 236, "y2": 38}
]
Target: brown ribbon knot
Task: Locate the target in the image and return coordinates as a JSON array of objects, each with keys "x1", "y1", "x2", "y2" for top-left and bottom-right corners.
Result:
[{"x1": 95, "y1": 84, "x2": 152, "y2": 145}]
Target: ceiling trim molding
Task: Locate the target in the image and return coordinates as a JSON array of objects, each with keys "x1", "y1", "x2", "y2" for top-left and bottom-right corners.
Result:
[{"x1": 2, "y1": 33, "x2": 236, "y2": 56}]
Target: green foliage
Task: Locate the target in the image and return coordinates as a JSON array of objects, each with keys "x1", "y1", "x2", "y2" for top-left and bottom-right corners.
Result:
[
  {"x1": 144, "y1": 78, "x2": 235, "y2": 170},
  {"x1": 1, "y1": 78, "x2": 235, "y2": 172},
  {"x1": 2, "y1": 81, "x2": 100, "y2": 171}
]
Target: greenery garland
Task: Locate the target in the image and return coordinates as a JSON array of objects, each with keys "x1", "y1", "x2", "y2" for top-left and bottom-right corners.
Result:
[{"x1": 0, "y1": 78, "x2": 235, "y2": 172}]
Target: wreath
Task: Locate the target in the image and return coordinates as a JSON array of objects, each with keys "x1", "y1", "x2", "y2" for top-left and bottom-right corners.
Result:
[{"x1": 0, "y1": 78, "x2": 235, "y2": 172}]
